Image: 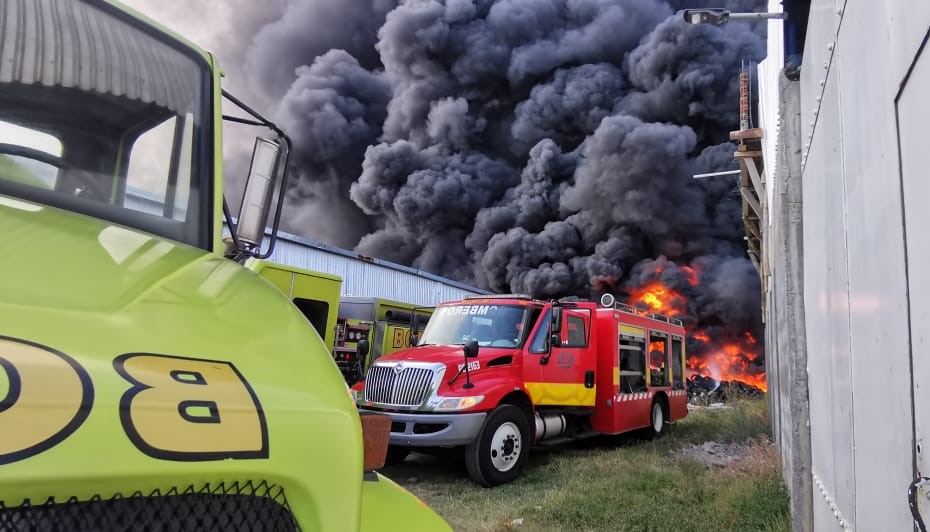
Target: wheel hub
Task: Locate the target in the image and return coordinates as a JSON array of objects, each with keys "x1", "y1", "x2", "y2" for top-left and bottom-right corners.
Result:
[{"x1": 489, "y1": 421, "x2": 521, "y2": 472}]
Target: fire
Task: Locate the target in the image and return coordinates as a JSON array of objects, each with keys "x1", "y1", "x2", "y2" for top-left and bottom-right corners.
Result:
[
  {"x1": 629, "y1": 282, "x2": 687, "y2": 317},
  {"x1": 626, "y1": 261, "x2": 766, "y2": 393},
  {"x1": 648, "y1": 340, "x2": 666, "y2": 371},
  {"x1": 689, "y1": 334, "x2": 767, "y2": 392},
  {"x1": 691, "y1": 331, "x2": 710, "y2": 343},
  {"x1": 680, "y1": 266, "x2": 699, "y2": 286}
]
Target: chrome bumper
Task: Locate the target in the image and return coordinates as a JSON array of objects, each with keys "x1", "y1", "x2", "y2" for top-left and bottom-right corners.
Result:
[{"x1": 359, "y1": 409, "x2": 486, "y2": 447}]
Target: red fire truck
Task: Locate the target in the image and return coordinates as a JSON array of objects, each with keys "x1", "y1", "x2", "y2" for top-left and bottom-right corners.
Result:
[{"x1": 353, "y1": 293, "x2": 688, "y2": 486}]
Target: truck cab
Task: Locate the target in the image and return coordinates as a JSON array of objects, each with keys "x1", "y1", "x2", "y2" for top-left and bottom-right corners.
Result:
[
  {"x1": 0, "y1": 0, "x2": 448, "y2": 529},
  {"x1": 354, "y1": 294, "x2": 688, "y2": 486}
]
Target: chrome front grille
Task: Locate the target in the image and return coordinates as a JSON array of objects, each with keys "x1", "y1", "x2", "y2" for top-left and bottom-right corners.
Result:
[{"x1": 364, "y1": 365, "x2": 435, "y2": 407}]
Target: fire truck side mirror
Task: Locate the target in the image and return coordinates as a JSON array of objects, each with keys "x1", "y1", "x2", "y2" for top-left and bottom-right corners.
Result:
[
  {"x1": 409, "y1": 333, "x2": 419, "y2": 347},
  {"x1": 549, "y1": 332, "x2": 562, "y2": 349},
  {"x1": 551, "y1": 306, "x2": 562, "y2": 334},
  {"x1": 235, "y1": 137, "x2": 282, "y2": 251},
  {"x1": 463, "y1": 340, "x2": 479, "y2": 358}
]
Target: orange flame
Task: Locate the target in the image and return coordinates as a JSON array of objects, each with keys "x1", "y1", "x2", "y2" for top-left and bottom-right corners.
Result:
[
  {"x1": 691, "y1": 331, "x2": 711, "y2": 342},
  {"x1": 648, "y1": 340, "x2": 666, "y2": 371},
  {"x1": 627, "y1": 264, "x2": 765, "y2": 393},
  {"x1": 680, "y1": 266, "x2": 699, "y2": 286},
  {"x1": 689, "y1": 335, "x2": 766, "y2": 391},
  {"x1": 629, "y1": 282, "x2": 687, "y2": 317}
]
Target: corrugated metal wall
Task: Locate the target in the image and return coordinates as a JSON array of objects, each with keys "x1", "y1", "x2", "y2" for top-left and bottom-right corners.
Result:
[
  {"x1": 265, "y1": 231, "x2": 490, "y2": 307},
  {"x1": 763, "y1": 1, "x2": 930, "y2": 529},
  {"x1": 124, "y1": 207, "x2": 490, "y2": 307}
]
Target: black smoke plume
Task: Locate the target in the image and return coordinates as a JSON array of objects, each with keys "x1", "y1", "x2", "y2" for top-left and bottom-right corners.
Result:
[{"x1": 242, "y1": 0, "x2": 767, "y2": 364}]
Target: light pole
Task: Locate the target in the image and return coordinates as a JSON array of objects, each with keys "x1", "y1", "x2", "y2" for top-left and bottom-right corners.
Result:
[{"x1": 683, "y1": 8, "x2": 786, "y2": 26}]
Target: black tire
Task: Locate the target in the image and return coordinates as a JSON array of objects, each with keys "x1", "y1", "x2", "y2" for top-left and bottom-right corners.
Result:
[
  {"x1": 384, "y1": 445, "x2": 411, "y2": 466},
  {"x1": 648, "y1": 399, "x2": 667, "y2": 439},
  {"x1": 465, "y1": 405, "x2": 530, "y2": 487}
]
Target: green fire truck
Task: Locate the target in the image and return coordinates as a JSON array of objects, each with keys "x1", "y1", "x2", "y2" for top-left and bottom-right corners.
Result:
[
  {"x1": 250, "y1": 259, "x2": 432, "y2": 385},
  {"x1": 0, "y1": 0, "x2": 449, "y2": 529},
  {"x1": 335, "y1": 297, "x2": 433, "y2": 384}
]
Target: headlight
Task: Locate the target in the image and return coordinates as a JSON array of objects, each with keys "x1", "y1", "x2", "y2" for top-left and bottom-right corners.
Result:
[
  {"x1": 350, "y1": 388, "x2": 361, "y2": 403},
  {"x1": 433, "y1": 395, "x2": 484, "y2": 411}
]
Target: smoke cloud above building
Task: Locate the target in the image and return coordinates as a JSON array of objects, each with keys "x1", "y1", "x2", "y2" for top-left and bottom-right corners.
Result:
[{"x1": 237, "y1": 0, "x2": 766, "y2": 358}]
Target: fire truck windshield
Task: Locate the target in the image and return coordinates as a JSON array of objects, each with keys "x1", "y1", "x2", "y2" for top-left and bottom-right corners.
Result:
[
  {"x1": 418, "y1": 304, "x2": 529, "y2": 348},
  {"x1": 0, "y1": 0, "x2": 211, "y2": 249}
]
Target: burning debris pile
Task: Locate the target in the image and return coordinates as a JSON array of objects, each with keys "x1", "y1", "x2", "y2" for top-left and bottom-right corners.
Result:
[
  {"x1": 231, "y1": 0, "x2": 768, "y2": 388},
  {"x1": 688, "y1": 375, "x2": 765, "y2": 404},
  {"x1": 625, "y1": 257, "x2": 765, "y2": 398}
]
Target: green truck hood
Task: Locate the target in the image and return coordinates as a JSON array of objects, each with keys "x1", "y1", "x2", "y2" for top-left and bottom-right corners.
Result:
[
  {"x1": 0, "y1": 196, "x2": 449, "y2": 530},
  {"x1": 1, "y1": 196, "x2": 230, "y2": 313}
]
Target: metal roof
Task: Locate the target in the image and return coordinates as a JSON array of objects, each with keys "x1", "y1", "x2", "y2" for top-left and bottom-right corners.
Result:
[{"x1": 264, "y1": 229, "x2": 491, "y2": 307}]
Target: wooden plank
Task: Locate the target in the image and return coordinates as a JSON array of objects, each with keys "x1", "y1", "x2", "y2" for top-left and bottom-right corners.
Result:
[
  {"x1": 734, "y1": 150, "x2": 763, "y2": 158},
  {"x1": 741, "y1": 186, "x2": 763, "y2": 219},
  {"x1": 742, "y1": 157, "x2": 765, "y2": 192},
  {"x1": 730, "y1": 128, "x2": 764, "y2": 141}
]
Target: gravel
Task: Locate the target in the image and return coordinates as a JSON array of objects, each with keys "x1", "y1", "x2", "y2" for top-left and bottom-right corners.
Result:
[{"x1": 678, "y1": 441, "x2": 751, "y2": 468}]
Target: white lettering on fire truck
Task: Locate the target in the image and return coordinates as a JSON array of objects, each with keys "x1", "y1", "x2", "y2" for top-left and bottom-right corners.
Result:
[
  {"x1": 440, "y1": 305, "x2": 493, "y2": 316},
  {"x1": 457, "y1": 361, "x2": 480, "y2": 372}
]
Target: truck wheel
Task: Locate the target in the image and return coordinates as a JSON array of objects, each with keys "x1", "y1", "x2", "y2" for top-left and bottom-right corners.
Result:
[
  {"x1": 465, "y1": 405, "x2": 530, "y2": 487},
  {"x1": 648, "y1": 399, "x2": 666, "y2": 439},
  {"x1": 384, "y1": 445, "x2": 410, "y2": 466}
]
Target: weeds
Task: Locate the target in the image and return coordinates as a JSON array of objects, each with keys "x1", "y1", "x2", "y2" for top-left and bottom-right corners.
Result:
[{"x1": 385, "y1": 399, "x2": 789, "y2": 531}]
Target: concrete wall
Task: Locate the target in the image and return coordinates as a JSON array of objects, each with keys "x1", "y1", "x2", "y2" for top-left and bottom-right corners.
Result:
[{"x1": 766, "y1": 73, "x2": 812, "y2": 530}]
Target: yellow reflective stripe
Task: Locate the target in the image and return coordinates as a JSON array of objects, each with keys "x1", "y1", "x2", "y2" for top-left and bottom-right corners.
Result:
[
  {"x1": 619, "y1": 324, "x2": 645, "y2": 337},
  {"x1": 613, "y1": 367, "x2": 620, "y2": 387},
  {"x1": 525, "y1": 382, "x2": 596, "y2": 406}
]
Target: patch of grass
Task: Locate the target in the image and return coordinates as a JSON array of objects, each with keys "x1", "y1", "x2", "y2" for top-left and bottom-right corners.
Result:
[
  {"x1": 673, "y1": 398, "x2": 770, "y2": 444},
  {"x1": 384, "y1": 399, "x2": 789, "y2": 531}
]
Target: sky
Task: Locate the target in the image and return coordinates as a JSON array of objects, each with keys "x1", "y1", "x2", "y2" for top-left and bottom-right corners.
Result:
[
  {"x1": 121, "y1": 0, "x2": 288, "y2": 209},
  {"x1": 121, "y1": 1, "x2": 279, "y2": 100}
]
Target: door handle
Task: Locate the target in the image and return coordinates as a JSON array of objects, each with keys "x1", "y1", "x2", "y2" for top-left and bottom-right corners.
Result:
[
  {"x1": 909, "y1": 476, "x2": 930, "y2": 531},
  {"x1": 584, "y1": 370, "x2": 595, "y2": 388}
]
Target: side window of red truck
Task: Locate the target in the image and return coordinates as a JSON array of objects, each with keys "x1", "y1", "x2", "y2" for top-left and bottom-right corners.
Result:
[
  {"x1": 563, "y1": 313, "x2": 589, "y2": 348},
  {"x1": 528, "y1": 309, "x2": 551, "y2": 354},
  {"x1": 648, "y1": 332, "x2": 670, "y2": 387},
  {"x1": 671, "y1": 336, "x2": 684, "y2": 389}
]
